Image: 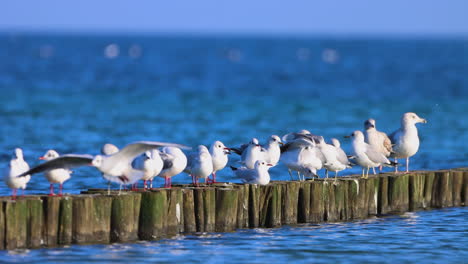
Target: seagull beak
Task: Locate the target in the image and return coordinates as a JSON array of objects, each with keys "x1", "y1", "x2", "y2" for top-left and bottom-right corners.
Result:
[
  {"x1": 344, "y1": 135, "x2": 351, "y2": 139},
  {"x1": 38, "y1": 156, "x2": 45, "y2": 160},
  {"x1": 279, "y1": 142, "x2": 284, "y2": 145},
  {"x1": 224, "y1": 147, "x2": 232, "y2": 154},
  {"x1": 267, "y1": 163, "x2": 273, "y2": 166},
  {"x1": 256, "y1": 144, "x2": 261, "y2": 147},
  {"x1": 421, "y1": 118, "x2": 427, "y2": 124}
]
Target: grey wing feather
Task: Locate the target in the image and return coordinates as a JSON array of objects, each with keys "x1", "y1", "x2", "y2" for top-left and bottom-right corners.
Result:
[
  {"x1": 107, "y1": 141, "x2": 190, "y2": 166},
  {"x1": 231, "y1": 143, "x2": 248, "y2": 155},
  {"x1": 336, "y1": 147, "x2": 349, "y2": 165},
  {"x1": 365, "y1": 145, "x2": 389, "y2": 164},
  {"x1": 159, "y1": 152, "x2": 174, "y2": 170},
  {"x1": 18, "y1": 154, "x2": 94, "y2": 177},
  {"x1": 235, "y1": 168, "x2": 256, "y2": 183}
]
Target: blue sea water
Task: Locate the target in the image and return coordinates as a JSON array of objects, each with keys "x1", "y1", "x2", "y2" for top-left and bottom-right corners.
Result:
[{"x1": 0, "y1": 33, "x2": 467, "y2": 262}]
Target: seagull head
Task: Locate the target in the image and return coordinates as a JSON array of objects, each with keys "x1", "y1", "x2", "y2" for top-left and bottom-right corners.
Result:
[
  {"x1": 14, "y1": 148, "x2": 23, "y2": 160},
  {"x1": 330, "y1": 138, "x2": 340, "y2": 148},
  {"x1": 269, "y1": 135, "x2": 283, "y2": 146},
  {"x1": 255, "y1": 160, "x2": 273, "y2": 169},
  {"x1": 402, "y1": 112, "x2": 427, "y2": 126},
  {"x1": 40, "y1": 149, "x2": 59, "y2": 160},
  {"x1": 91, "y1": 155, "x2": 104, "y2": 167},
  {"x1": 364, "y1": 118, "x2": 376, "y2": 130},
  {"x1": 250, "y1": 138, "x2": 260, "y2": 147}
]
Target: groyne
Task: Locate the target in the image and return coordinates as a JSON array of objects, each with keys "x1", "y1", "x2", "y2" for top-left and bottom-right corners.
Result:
[{"x1": 1, "y1": 168, "x2": 466, "y2": 250}]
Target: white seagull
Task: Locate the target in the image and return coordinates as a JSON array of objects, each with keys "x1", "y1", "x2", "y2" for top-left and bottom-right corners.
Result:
[
  {"x1": 261, "y1": 135, "x2": 284, "y2": 166},
  {"x1": 364, "y1": 118, "x2": 393, "y2": 173},
  {"x1": 348, "y1": 131, "x2": 397, "y2": 178},
  {"x1": 157, "y1": 146, "x2": 188, "y2": 188},
  {"x1": 317, "y1": 137, "x2": 349, "y2": 182},
  {"x1": 17, "y1": 141, "x2": 190, "y2": 194},
  {"x1": 389, "y1": 112, "x2": 427, "y2": 173},
  {"x1": 185, "y1": 145, "x2": 213, "y2": 186},
  {"x1": 280, "y1": 138, "x2": 323, "y2": 181},
  {"x1": 39, "y1": 149, "x2": 72, "y2": 196},
  {"x1": 209, "y1": 140, "x2": 231, "y2": 183},
  {"x1": 230, "y1": 160, "x2": 272, "y2": 185},
  {"x1": 232, "y1": 138, "x2": 263, "y2": 169},
  {"x1": 132, "y1": 149, "x2": 163, "y2": 190},
  {"x1": 4, "y1": 148, "x2": 31, "y2": 199}
]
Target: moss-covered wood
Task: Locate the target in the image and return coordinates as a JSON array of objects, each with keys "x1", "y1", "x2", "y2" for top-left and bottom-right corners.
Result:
[
  {"x1": 309, "y1": 181, "x2": 324, "y2": 222},
  {"x1": 281, "y1": 182, "x2": 299, "y2": 225},
  {"x1": 139, "y1": 190, "x2": 167, "y2": 240},
  {"x1": 215, "y1": 188, "x2": 239, "y2": 232},
  {"x1": 5, "y1": 199, "x2": 28, "y2": 249},
  {"x1": 26, "y1": 197, "x2": 44, "y2": 248},
  {"x1": 58, "y1": 196, "x2": 73, "y2": 245},
  {"x1": 298, "y1": 181, "x2": 311, "y2": 223},
  {"x1": 182, "y1": 189, "x2": 196, "y2": 233}
]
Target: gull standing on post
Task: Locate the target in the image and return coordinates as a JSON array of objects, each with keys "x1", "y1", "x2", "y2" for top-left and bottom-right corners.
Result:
[
  {"x1": 389, "y1": 112, "x2": 427, "y2": 173},
  {"x1": 230, "y1": 160, "x2": 272, "y2": 185},
  {"x1": 17, "y1": 141, "x2": 190, "y2": 194},
  {"x1": 364, "y1": 118, "x2": 393, "y2": 173},
  {"x1": 158, "y1": 146, "x2": 188, "y2": 188},
  {"x1": 348, "y1": 131, "x2": 397, "y2": 179},
  {"x1": 280, "y1": 138, "x2": 323, "y2": 181},
  {"x1": 317, "y1": 137, "x2": 350, "y2": 182},
  {"x1": 209, "y1": 141, "x2": 231, "y2": 183},
  {"x1": 4, "y1": 148, "x2": 30, "y2": 199},
  {"x1": 132, "y1": 149, "x2": 163, "y2": 190},
  {"x1": 185, "y1": 145, "x2": 213, "y2": 186},
  {"x1": 39, "y1": 150, "x2": 72, "y2": 196}
]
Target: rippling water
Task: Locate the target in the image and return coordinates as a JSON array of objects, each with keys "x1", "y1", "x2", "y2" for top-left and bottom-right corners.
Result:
[
  {"x1": 0, "y1": 34, "x2": 467, "y2": 261},
  {"x1": 2, "y1": 208, "x2": 467, "y2": 263}
]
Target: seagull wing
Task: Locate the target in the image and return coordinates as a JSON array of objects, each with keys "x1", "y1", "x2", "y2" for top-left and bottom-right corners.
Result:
[
  {"x1": 365, "y1": 144, "x2": 390, "y2": 164},
  {"x1": 106, "y1": 141, "x2": 190, "y2": 167},
  {"x1": 18, "y1": 154, "x2": 94, "y2": 177}
]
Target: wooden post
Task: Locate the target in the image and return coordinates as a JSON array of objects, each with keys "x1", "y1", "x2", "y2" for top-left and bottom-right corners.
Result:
[
  {"x1": 92, "y1": 195, "x2": 112, "y2": 243},
  {"x1": 215, "y1": 188, "x2": 239, "y2": 232},
  {"x1": 309, "y1": 181, "x2": 324, "y2": 222},
  {"x1": 166, "y1": 189, "x2": 181, "y2": 237},
  {"x1": 432, "y1": 171, "x2": 452, "y2": 208},
  {"x1": 378, "y1": 175, "x2": 389, "y2": 214},
  {"x1": 450, "y1": 170, "x2": 463, "y2": 207},
  {"x1": 139, "y1": 190, "x2": 167, "y2": 240},
  {"x1": 194, "y1": 187, "x2": 216, "y2": 232},
  {"x1": 43, "y1": 196, "x2": 62, "y2": 246},
  {"x1": 4, "y1": 199, "x2": 28, "y2": 249},
  {"x1": 182, "y1": 189, "x2": 196, "y2": 233},
  {"x1": 0, "y1": 200, "x2": 4, "y2": 250},
  {"x1": 367, "y1": 177, "x2": 379, "y2": 215},
  {"x1": 334, "y1": 180, "x2": 348, "y2": 221},
  {"x1": 298, "y1": 181, "x2": 311, "y2": 223},
  {"x1": 235, "y1": 184, "x2": 249, "y2": 228},
  {"x1": 423, "y1": 172, "x2": 436, "y2": 208},
  {"x1": 248, "y1": 184, "x2": 260, "y2": 228},
  {"x1": 409, "y1": 172, "x2": 426, "y2": 211},
  {"x1": 324, "y1": 181, "x2": 339, "y2": 221},
  {"x1": 348, "y1": 178, "x2": 368, "y2": 219},
  {"x1": 281, "y1": 182, "x2": 299, "y2": 225},
  {"x1": 26, "y1": 197, "x2": 44, "y2": 248},
  {"x1": 388, "y1": 174, "x2": 409, "y2": 213},
  {"x1": 58, "y1": 196, "x2": 73, "y2": 245},
  {"x1": 175, "y1": 188, "x2": 185, "y2": 233},
  {"x1": 463, "y1": 171, "x2": 468, "y2": 206},
  {"x1": 72, "y1": 195, "x2": 96, "y2": 244},
  {"x1": 259, "y1": 184, "x2": 282, "y2": 228}
]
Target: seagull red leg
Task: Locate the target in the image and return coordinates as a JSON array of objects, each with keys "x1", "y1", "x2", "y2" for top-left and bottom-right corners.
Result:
[
  {"x1": 58, "y1": 184, "x2": 63, "y2": 197},
  {"x1": 49, "y1": 184, "x2": 55, "y2": 196},
  {"x1": 12, "y1": 189, "x2": 17, "y2": 200}
]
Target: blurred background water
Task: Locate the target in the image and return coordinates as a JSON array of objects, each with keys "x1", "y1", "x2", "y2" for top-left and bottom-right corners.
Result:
[{"x1": 0, "y1": 33, "x2": 467, "y2": 262}]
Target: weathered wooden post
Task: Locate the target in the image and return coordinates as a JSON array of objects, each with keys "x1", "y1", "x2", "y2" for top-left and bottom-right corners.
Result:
[
  {"x1": 366, "y1": 176, "x2": 379, "y2": 215},
  {"x1": 235, "y1": 184, "x2": 249, "y2": 228},
  {"x1": 193, "y1": 187, "x2": 216, "y2": 232},
  {"x1": 281, "y1": 181, "x2": 299, "y2": 225},
  {"x1": 408, "y1": 172, "x2": 426, "y2": 211},
  {"x1": 309, "y1": 180, "x2": 324, "y2": 222},
  {"x1": 166, "y1": 189, "x2": 181, "y2": 237},
  {"x1": 27, "y1": 197, "x2": 44, "y2": 248},
  {"x1": 4, "y1": 198, "x2": 28, "y2": 249},
  {"x1": 0, "y1": 200, "x2": 5, "y2": 250},
  {"x1": 58, "y1": 196, "x2": 73, "y2": 245},
  {"x1": 139, "y1": 190, "x2": 167, "y2": 240},
  {"x1": 72, "y1": 195, "x2": 97, "y2": 244},
  {"x1": 298, "y1": 181, "x2": 311, "y2": 223},
  {"x1": 450, "y1": 170, "x2": 463, "y2": 207},
  {"x1": 432, "y1": 171, "x2": 452, "y2": 208},
  {"x1": 463, "y1": 170, "x2": 468, "y2": 206},
  {"x1": 387, "y1": 174, "x2": 409, "y2": 213},
  {"x1": 259, "y1": 183, "x2": 282, "y2": 228},
  {"x1": 182, "y1": 189, "x2": 196, "y2": 233},
  {"x1": 92, "y1": 195, "x2": 112, "y2": 243},
  {"x1": 43, "y1": 196, "x2": 62, "y2": 246},
  {"x1": 347, "y1": 178, "x2": 368, "y2": 219},
  {"x1": 378, "y1": 174, "x2": 389, "y2": 214},
  {"x1": 215, "y1": 188, "x2": 239, "y2": 232},
  {"x1": 248, "y1": 184, "x2": 260, "y2": 228}
]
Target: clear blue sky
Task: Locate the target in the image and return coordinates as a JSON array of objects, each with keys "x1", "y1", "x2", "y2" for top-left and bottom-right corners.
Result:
[{"x1": 1, "y1": 0, "x2": 468, "y2": 35}]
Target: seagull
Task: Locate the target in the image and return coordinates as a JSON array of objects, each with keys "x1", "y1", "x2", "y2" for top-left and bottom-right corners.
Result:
[
  {"x1": 17, "y1": 141, "x2": 190, "y2": 194},
  {"x1": 282, "y1": 129, "x2": 322, "y2": 144},
  {"x1": 389, "y1": 112, "x2": 427, "y2": 173},
  {"x1": 4, "y1": 148, "x2": 30, "y2": 199},
  {"x1": 209, "y1": 141, "x2": 231, "y2": 183},
  {"x1": 39, "y1": 150, "x2": 72, "y2": 196},
  {"x1": 317, "y1": 137, "x2": 350, "y2": 182},
  {"x1": 280, "y1": 139, "x2": 323, "y2": 181},
  {"x1": 132, "y1": 149, "x2": 163, "y2": 190},
  {"x1": 185, "y1": 145, "x2": 213, "y2": 186},
  {"x1": 158, "y1": 146, "x2": 188, "y2": 188},
  {"x1": 231, "y1": 138, "x2": 262, "y2": 169},
  {"x1": 261, "y1": 135, "x2": 284, "y2": 166},
  {"x1": 348, "y1": 131, "x2": 397, "y2": 178},
  {"x1": 230, "y1": 160, "x2": 272, "y2": 185},
  {"x1": 364, "y1": 118, "x2": 393, "y2": 173}
]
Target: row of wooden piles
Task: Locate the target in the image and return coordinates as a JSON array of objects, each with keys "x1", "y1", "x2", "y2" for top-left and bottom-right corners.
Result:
[{"x1": 0, "y1": 168, "x2": 466, "y2": 250}]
